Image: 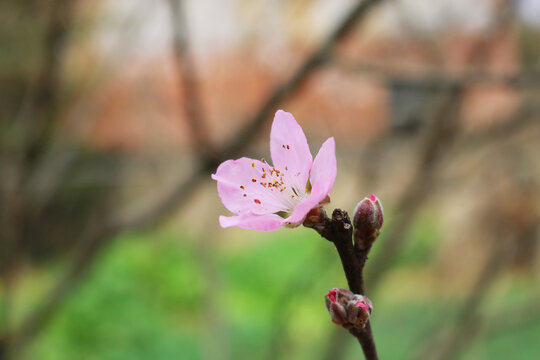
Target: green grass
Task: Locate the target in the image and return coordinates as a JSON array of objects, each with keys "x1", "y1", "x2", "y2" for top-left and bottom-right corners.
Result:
[{"x1": 24, "y1": 226, "x2": 539, "y2": 359}]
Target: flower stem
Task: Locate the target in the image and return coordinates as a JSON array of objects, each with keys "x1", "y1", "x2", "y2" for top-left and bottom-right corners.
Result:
[{"x1": 306, "y1": 209, "x2": 378, "y2": 360}]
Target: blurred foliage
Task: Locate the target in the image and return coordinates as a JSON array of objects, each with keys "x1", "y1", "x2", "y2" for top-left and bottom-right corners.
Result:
[{"x1": 21, "y1": 225, "x2": 539, "y2": 360}]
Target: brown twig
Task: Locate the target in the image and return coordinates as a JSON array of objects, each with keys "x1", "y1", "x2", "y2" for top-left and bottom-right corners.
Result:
[{"x1": 309, "y1": 209, "x2": 378, "y2": 360}]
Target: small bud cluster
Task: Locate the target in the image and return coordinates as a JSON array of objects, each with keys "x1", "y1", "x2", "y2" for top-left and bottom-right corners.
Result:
[
  {"x1": 324, "y1": 288, "x2": 373, "y2": 330},
  {"x1": 353, "y1": 194, "x2": 384, "y2": 248}
]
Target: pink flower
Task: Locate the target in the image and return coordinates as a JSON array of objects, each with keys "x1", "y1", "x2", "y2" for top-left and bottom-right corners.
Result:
[{"x1": 211, "y1": 110, "x2": 337, "y2": 231}]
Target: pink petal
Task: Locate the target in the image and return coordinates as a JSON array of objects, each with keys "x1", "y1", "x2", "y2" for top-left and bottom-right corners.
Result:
[
  {"x1": 286, "y1": 137, "x2": 336, "y2": 224},
  {"x1": 309, "y1": 137, "x2": 336, "y2": 198},
  {"x1": 211, "y1": 157, "x2": 291, "y2": 215},
  {"x1": 219, "y1": 213, "x2": 285, "y2": 231},
  {"x1": 270, "y1": 110, "x2": 312, "y2": 195}
]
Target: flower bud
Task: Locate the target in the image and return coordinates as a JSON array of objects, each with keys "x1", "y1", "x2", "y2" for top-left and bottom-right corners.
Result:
[
  {"x1": 346, "y1": 295, "x2": 373, "y2": 330},
  {"x1": 324, "y1": 288, "x2": 354, "y2": 326},
  {"x1": 325, "y1": 289, "x2": 373, "y2": 329},
  {"x1": 353, "y1": 194, "x2": 384, "y2": 245}
]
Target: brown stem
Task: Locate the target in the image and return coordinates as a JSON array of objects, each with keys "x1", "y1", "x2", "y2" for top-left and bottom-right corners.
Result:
[{"x1": 310, "y1": 209, "x2": 378, "y2": 360}]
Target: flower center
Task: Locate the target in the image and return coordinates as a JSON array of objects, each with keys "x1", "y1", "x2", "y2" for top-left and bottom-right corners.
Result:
[{"x1": 241, "y1": 158, "x2": 309, "y2": 214}]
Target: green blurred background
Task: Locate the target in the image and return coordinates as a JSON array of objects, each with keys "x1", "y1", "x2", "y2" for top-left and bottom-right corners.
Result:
[{"x1": 1, "y1": 1, "x2": 539, "y2": 359}]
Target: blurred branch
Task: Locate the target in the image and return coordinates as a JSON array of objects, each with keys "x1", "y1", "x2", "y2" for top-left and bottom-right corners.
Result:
[
  {"x1": 8, "y1": 0, "x2": 75, "y2": 167},
  {"x1": 8, "y1": 0, "x2": 384, "y2": 355},
  {"x1": 1, "y1": 0, "x2": 75, "y2": 269},
  {"x1": 455, "y1": 94, "x2": 540, "y2": 152},
  {"x1": 332, "y1": 56, "x2": 540, "y2": 88},
  {"x1": 362, "y1": 9, "x2": 514, "y2": 285},
  {"x1": 168, "y1": 0, "x2": 213, "y2": 156},
  {"x1": 1, "y1": 1, "x2": 76, "y2": 359},
  {"x1": 366, "y1": 85, "x2": 463, "y2": 287},
  {"x1": 220, "y1": 0, "x2": 383, "y2": 159},
  {"x1": 366, "y1": 83, "x2": 538, "y2": 299},
  {"x1": 484, "y1": 292, "x2": 540, "y2": 336},
  {"x1": 412, "y1": 222, "x2": 538, "y2": 360},
  {"x1": 412, "y1": 245, "x2": 509, "y2": 360},
  {"x1": 410, "y1": 155, "x2": 539, "y2": 360}
]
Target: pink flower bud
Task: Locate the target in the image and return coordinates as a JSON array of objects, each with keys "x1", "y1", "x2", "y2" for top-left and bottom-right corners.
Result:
[
  {"x1": 353, "y1": 194, "x2": 384, "y2": 243},
  {"x1": 324, "y1": 288, "x2": 354, "y2": 326},
  {"x1": 346, "y1": 295, "x2": 373, "y2": 330}
]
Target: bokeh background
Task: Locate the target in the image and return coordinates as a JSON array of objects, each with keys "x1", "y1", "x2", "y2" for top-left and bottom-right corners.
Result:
[{"x1": 1, "y1": 0, "x2": 539, "y2": 359}]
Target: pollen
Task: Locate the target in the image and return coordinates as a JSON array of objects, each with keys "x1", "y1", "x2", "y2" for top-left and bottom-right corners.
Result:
[
  {"x1": 251, "y1": 178, "x2": 256, "y2": 182},
  {"x1": 240, "y1": 185, "x2": 245, "y2": 189},
  {"x1": 251, "y1": 162, "x2": 255, "y2": 167},
  {"x1": 254, "y1": 199, "x2": 261, "y2": 204},
  {"x1": 262, "y1": 173, "x2": 266, "y2": 178}
]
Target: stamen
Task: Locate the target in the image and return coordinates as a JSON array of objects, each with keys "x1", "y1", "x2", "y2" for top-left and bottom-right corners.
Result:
[
  {"x1": 251, "y1": 178, "x2": 256, "y2": 182},
  {"x1": 254, "y1": 199, "x2": 261, "y2": 204},
  {"x1": 240, "y1": 185, "x2": 245, "y2": 189},
  {"x1": 251, "y1": 162, "x2": 255, "y2": 167}
]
